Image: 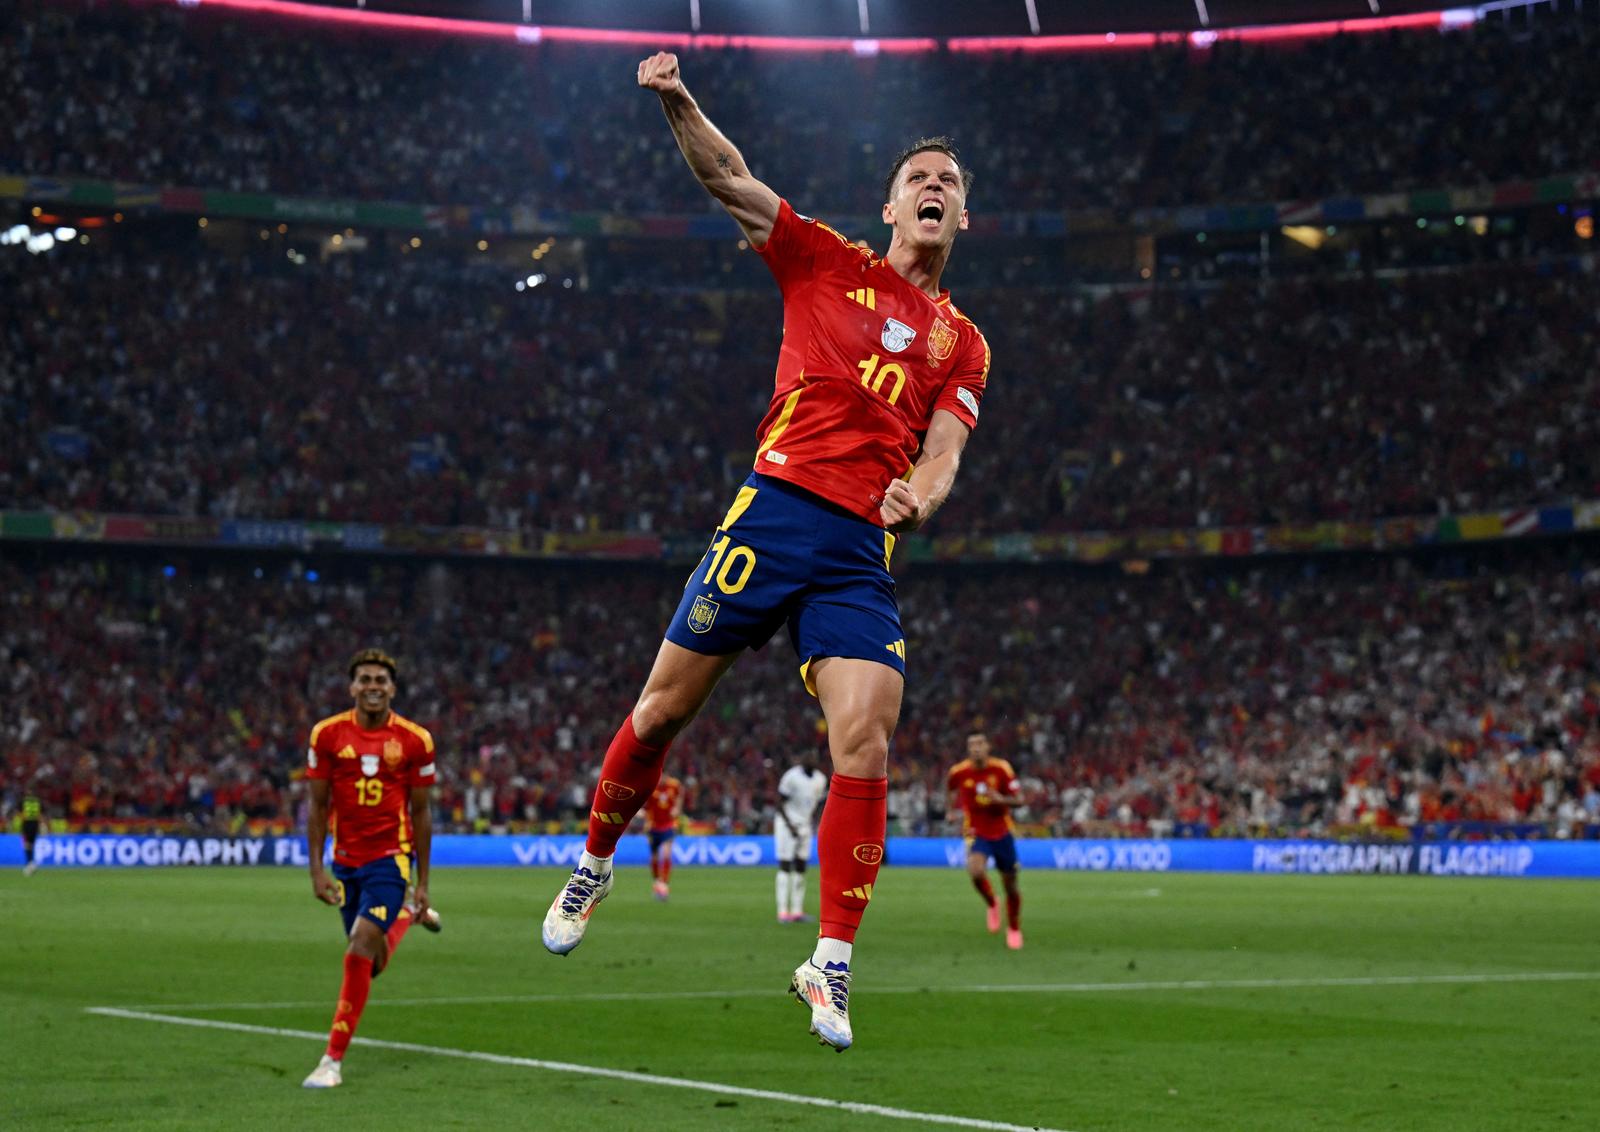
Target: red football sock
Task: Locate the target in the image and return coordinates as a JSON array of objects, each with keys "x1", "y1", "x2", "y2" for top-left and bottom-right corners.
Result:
[
  {"x1": 659, "y1": 852, "x2": 672, "y2": 883},
  {"x1": 972, "y1": 875, "x2": 997, "y2": 906},
  {"x1": 1006, "y1": 889, "x2": 1022, "y2": 931},
  {"x1": 385, "y1": 908, "x2": 413, "y2": 957},
  {"x1": 586, "y1": 714, "x2": 671, "y2": 857},
  {"x1": 650, "y1": 858, "x2": 660, "y2": 880},
  {"x1": 815, "y1": 774, "x2": 887, "y2": 945},
  {"x1": 326, "y1": 951, "x2": 373, "y2": 1061}
]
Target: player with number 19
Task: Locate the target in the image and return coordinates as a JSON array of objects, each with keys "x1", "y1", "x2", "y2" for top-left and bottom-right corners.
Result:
[{"x1": 301, "y1": 649, "x2": 438, "y2": 1089}]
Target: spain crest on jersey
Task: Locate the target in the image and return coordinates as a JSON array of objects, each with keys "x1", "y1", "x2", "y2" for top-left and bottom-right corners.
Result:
[
  {"x1": 383, "y1": 739, "x2": 404, "y2": 768},
  {"x1": 927, "y1": 317, "x2": 958, "y2": 362},
  {"x1": 881, "y1": 317, "x2": 916, "y2": 354},
  {"x1": 360, "y1": 754, "x2": 381, "y2": 777},
  {"x1": 688, "y1": 595, "x2": 720, "y2": 634}
]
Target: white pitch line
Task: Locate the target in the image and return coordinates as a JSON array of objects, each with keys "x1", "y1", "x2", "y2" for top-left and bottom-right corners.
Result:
[
  {"x1": 85, "y1": 1007, "x2": 1073, "y2": 1132},
  {"x1": 119, "y1": 969, "x2": 1600, "y2": 1013}
]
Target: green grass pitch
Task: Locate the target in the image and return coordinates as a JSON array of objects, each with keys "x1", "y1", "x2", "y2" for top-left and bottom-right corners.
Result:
[{"x1": 3, "y1": 865, "x2": 1598, "y2": 1131}]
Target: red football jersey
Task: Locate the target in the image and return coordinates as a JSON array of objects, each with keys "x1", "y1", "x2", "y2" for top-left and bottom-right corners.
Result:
[
  {"x1": 752, "y1": 199, "x2": 991, "y2": 523},
  {"x1": 644, "y1": 776, "x2": 683, "y2": 832},
  {"x1": 306, "y1": 710, "x2": 437, "y2": 868},
  {"x1": 947, "y1": 758, "x2": 1020, "y2": 841}
]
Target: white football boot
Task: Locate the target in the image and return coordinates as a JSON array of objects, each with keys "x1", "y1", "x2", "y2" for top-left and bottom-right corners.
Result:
[
  {"x1": 541, "y1": 863, "x2": 613, "y2": 955},
  {"x1": 790, "y1": 960, "x2": 853, "y2": 1051},
  {"x1": 301, "y1": 1054, "x2": 342, "y2": 1088}
]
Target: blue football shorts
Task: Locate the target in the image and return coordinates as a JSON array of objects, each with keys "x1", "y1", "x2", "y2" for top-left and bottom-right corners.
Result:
[
  {"x1": 967, "y1": 833, "x2": 1019, "y2": 874},
  {"x1": 333, "y1": 854, "x2": 409, "y2": 936},
  {"x1": 665, "y1": 473, "x2": 905, "y2": 695},
  {"x1": 648, "y1": 828, "x2": 675, "y2": 853}
]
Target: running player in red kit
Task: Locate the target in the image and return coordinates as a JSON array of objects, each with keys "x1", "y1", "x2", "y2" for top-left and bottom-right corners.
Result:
[
  {"x1": 644, "y1": 773, "x2": 683, "y2": 900},
  {"x1": 542, "y1": 52, "x2": 990, "y2": 1053},
  {"x1": 302, "y1": 649, "x2": 438, "y2": 1089},
  {"x1": 947, "y1": 732, "x2": 1025, "y2": 950}
]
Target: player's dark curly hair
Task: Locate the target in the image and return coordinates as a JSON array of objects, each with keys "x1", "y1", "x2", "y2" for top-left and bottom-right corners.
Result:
[
  {"x1": 882, "y1": 136, "x2": 974, "y2": 204},
  {"x1": 348, "y1": 647, "x2": 398, "y2": 682}
]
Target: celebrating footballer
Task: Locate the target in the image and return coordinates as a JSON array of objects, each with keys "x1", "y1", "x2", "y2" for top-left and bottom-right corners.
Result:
[{"x1": 541, "y1": 51, "x2": 990, "y2": 1053}]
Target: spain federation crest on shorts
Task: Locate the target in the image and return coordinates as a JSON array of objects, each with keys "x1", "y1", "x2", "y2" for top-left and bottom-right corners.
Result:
[{"x1": 688, "y1": 594, "x2": 721, "y2": 634}]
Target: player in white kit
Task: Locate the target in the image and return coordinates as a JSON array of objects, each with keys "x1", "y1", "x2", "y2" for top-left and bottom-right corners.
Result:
[{"x1": 775, "y1": 758, "x2": 830, "y2": 923}]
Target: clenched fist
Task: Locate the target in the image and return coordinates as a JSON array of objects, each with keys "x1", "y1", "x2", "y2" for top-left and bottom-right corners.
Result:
[
  {"x1": 880, "y1": 479, "x2": 923, "y2": 533},
  {"x1": 637, "y1": 51, "x2": 683, "y2": 96}
]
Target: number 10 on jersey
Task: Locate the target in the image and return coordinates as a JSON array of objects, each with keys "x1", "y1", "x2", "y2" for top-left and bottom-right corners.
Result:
[{"x1": 857, "y1": 353, "x2": 907, "y2": 406}]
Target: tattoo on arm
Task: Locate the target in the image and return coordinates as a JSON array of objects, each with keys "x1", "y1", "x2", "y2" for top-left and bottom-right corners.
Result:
[{"x1": 715, "y1": 152, "x2": 732, "y2": 170}]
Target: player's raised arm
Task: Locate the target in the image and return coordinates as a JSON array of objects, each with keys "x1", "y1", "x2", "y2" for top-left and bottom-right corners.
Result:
[{"x1": 639, "y1": 51, "x2": 780, "y2": 246}]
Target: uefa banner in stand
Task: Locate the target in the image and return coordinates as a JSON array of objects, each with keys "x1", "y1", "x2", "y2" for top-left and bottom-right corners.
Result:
[{"x1": 5, "y1": 835, "x2": 1600, "y2": 877}]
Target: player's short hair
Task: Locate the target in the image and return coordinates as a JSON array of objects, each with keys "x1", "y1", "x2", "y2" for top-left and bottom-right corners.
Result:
[
  {"x1": 348, "y1": 647, "x2": 398, "y2": 682},
  {"x1": 882, "y1": 137, "x2": 974, "y2": 204}
]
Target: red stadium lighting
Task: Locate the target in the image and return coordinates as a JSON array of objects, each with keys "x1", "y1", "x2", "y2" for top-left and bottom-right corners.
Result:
[
  {"x1": 141, "y1": 0, "x2": 1480, "y2": 55},
  {"x1": 946, "y1": 12, "x2": 1456, "y2": 53},
  {"x1": 148, "y1": 0, "x2": 937, "y2": 53}
]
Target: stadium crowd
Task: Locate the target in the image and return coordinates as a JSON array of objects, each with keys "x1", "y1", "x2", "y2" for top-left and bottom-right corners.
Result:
[
  {"x1": 6, "y1": 1, "x2": 1598, "y2": 215},
  {"x1": 4, "y1": 544, "x2": 1598, "y2": 839},
  {"x1": 5, "y1": 243, "x2": 1596, "y2": 536}
]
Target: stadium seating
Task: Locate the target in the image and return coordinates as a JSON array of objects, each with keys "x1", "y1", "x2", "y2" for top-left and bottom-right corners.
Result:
[
  {"x1": 3, "y1": 546, "x2": 1596, "y2": 837},
  {"x1": 6, "y1": 1, "x2": 1599, "y2": 844},
  {"x1": 6, "y1": 2, "x2": 1598, "y2": 214},
  {"x1": 5, "y1": 246, "x2": 1595, "y2": 536}
]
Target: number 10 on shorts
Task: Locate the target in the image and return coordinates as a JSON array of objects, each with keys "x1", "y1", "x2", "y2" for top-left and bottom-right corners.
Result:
[{"x1": 702, "y1": 534, "x2": 757, "y2": 595}]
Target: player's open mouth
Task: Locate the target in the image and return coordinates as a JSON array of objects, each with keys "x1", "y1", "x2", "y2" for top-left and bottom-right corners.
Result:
[{"x1": 917, "y1": 200, "x2": 944, "y2": 226}]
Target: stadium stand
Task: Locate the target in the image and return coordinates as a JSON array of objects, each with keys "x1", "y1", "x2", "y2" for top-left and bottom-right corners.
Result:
[
  {"x1": 3, "y1": 545, "x2": 1597, "y2": 837},
  {"x1": 5, "y1": 246, "x2": 1596, "y2": 535},
  {"x1": 5, "y1": 1, "x2": 1598, "y2": 213},
  {"x1": 5, "y1": 1, "x2": 1599, "y2": 842}
]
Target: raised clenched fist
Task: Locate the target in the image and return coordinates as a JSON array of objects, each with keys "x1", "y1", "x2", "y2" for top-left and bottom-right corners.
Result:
[{"x1": 637, "y1": 52, "x2": 682, "y2": 95}]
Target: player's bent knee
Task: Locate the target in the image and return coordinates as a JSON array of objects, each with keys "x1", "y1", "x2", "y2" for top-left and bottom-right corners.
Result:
[
  {"x1": 829, "y1": 734, "x2": 890, "y2": 779},
  {"x1": 631, "y1": 692, "x2": 699, "y2": 745}
]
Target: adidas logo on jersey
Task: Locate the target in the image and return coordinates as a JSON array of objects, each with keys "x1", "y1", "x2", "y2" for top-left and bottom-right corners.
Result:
[{"x1": 845, "y1": 287, "x2": 877, "y2": 310}]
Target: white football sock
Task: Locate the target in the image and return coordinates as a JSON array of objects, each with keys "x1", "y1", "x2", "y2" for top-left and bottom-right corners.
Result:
[
  {"x1": 579, "y1": 850, "x2": 613, "y2": 874},
  {"x1": 812, "y1": 936, "x2": 852, "y2": 968}
]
